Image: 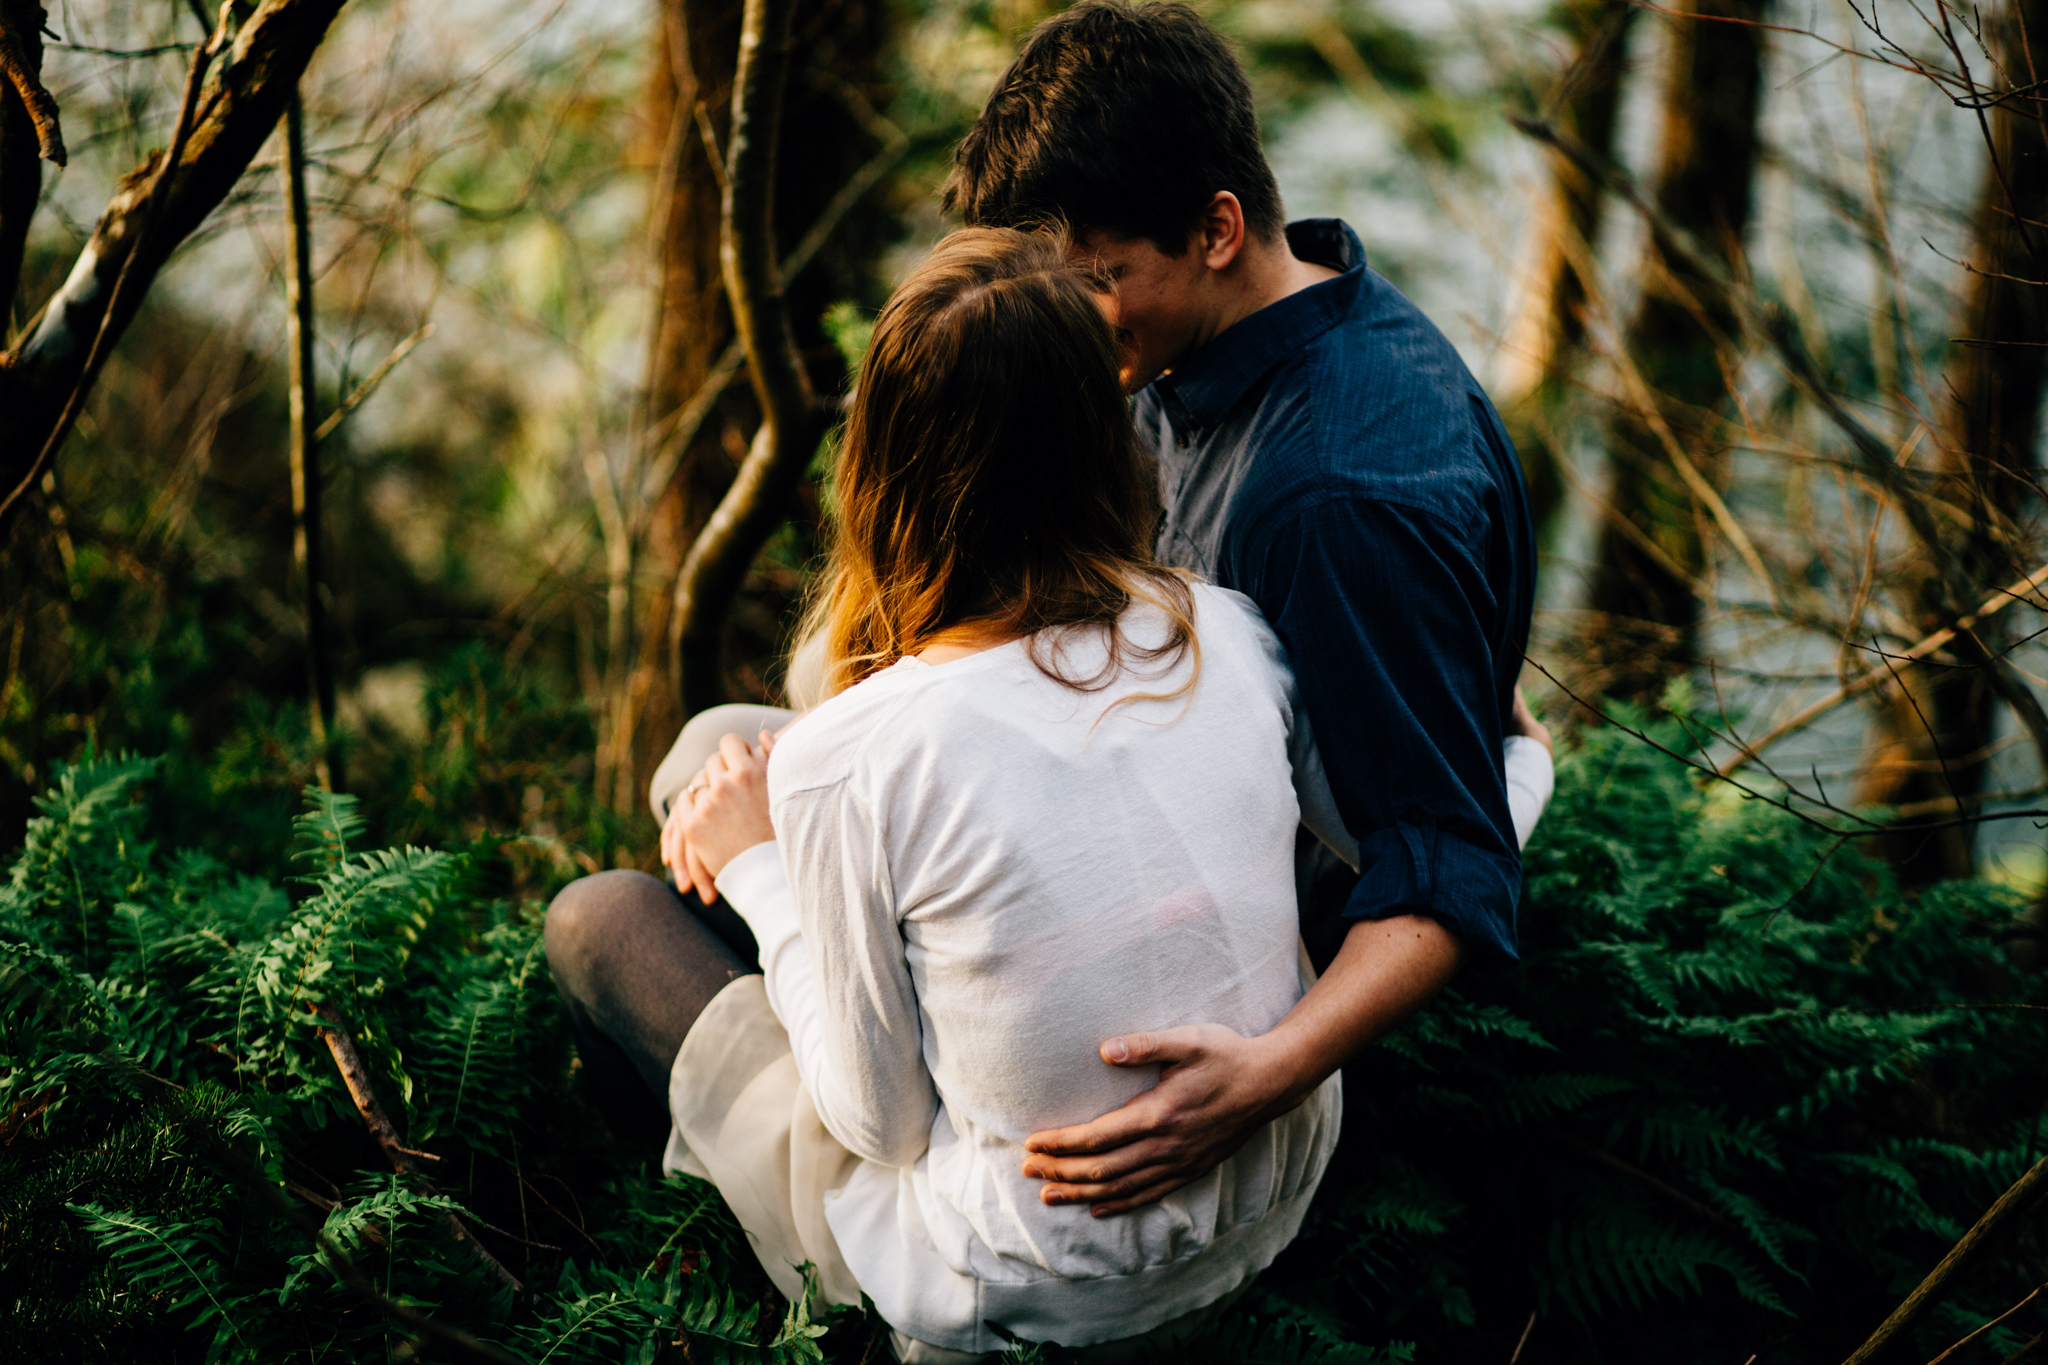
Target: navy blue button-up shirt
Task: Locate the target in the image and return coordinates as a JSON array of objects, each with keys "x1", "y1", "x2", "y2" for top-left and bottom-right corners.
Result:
[{"x1": 1135, "y1": 219, "x2": 1535, "y2": 962}]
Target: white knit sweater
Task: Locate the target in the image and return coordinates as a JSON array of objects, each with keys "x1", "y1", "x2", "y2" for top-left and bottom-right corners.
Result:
[{"x1": 714, "y1": 584, "x2": 1550, "y2": 1352}]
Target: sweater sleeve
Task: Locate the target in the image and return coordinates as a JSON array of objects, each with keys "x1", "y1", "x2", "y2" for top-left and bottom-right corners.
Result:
[
  {"x1": 712, "y1": 842, "x2": 828, "y2": 1095},
  {"x1": 770, "y1": 777, "x2": 938, "y2": 1169},
  {"x1": 1503, "y1": 736, "x2": 1554, "y2": 852}
]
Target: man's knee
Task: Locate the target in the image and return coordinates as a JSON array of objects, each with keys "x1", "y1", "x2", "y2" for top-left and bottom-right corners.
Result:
[{"x1": 544, "y1": 869, "x2": 675, "y2": 988}]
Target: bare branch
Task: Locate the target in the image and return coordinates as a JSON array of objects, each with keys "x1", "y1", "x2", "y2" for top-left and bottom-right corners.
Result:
[
  {"x1": 0, "y1": 0, "x2": 48, "y2": 324},
  {"x1": 633, "y1": 128, "x2": 906, "y2": 530},
  {"x1": 1711, "y1": 517, "x2": 2048, "y2": 775},
  {"x1": 0, "y1": 16, "x2": 220, "y2": 525},
  {"x1": 1926, "y1": 1279, "x2": 2048, "y2": 1365},
  {"x1": 282, "y1": 90, "x2": 336, "y2": 792},
  {"x1": 1, "y1": 0, "x2": 352, "y2": 521},
  {"x1": 313, "y1": 321, "x2": 433, "y2": 443},
  {"x1": 1527, "y1": 654, "x2": 2048, "y2": 840},
  {"x1": 1512, "y1": 109, "x2": 2013, "y2": 666},
  {"x1": 1541, "y1": 1122, "x2": 1744, "y2": 1236},
  {"x1": 121, "y1": 1058, "x2": 532, "y2": 1365}
]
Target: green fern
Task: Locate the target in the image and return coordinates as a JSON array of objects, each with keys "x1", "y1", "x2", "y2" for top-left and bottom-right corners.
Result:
[
  {"x1": 70, "y1": 1202, "x2": 266, "y2": 1363},
  {"x1": 292, "y1": 788, "x2": 369, "y2": 872},
  {"x1": 1541, "y1": 1204, "x2": 1790, "y2": 1319},
  {"x1": 7, "y1": 716, "x2": 2046, "y2": 1365}
]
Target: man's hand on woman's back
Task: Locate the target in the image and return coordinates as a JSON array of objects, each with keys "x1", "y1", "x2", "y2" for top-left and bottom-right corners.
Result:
[
  {"x1": 1021, "y1": 913, "x2": 1462, "y2": 1215},
  {"x1": 1021, "y1": 1024, "x2": 1294, "y2": 1215}
]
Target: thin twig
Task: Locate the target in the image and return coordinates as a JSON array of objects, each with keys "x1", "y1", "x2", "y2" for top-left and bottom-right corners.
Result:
[
  {"x1": 1714, "y1": 550, "x2": 2048, "y2": 776},
  {"x1": 1542, "y1": 1123, "x2": 1744, "y2": 1236},
  {"x1": 693, "y1": 100, "x2": 726, "y2": 192},
  {"x1": 633, "y1": 124, "x2": 906, "y2": 528},
  {"x1": 1508, "y1": 1310, "x2": 1536, "y2": 1364},
  {"x1": 282, "y1": 90, "x2": 336, "y2": 793},
  {"x1": 314, "y1": 323, "x2": 434, "y2": 443},
  {"x1": 1526, "y1": 655, "x2": 2048, "y2": 839},
  {"x1": 1928, "y1": 1280, "x2": 2048, "y2": 1365},
  {"x1": 116, "y1": 1056, "x2": 529, "y2": 1365},
  {"x1": 2000, "y1": 1330, "x2": 2047, "y2": 1365},
  {"x1": 670, "y1": 0, "x2": 822, "y2": 716}
]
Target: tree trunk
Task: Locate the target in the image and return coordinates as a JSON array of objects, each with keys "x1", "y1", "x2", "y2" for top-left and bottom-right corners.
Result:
[
  {"x1": 1584, "y1": 0, "x2": 1766, "y2": 704},
  {"x1": 593, "y1": 0, "x2": 746, "y2": 815},
  {"x1": 1496, "y1": 0, "x2": 1637, "y2": 543},
  {"x1": 609, "y1": 0, "x2": 890, "y2": 817},
  {"x1": 281, "y1": 92, "x2": 338, "y2": 792},
  {"x1": 1858, "y1": 0, "x2": 2048, "y2": 885}
]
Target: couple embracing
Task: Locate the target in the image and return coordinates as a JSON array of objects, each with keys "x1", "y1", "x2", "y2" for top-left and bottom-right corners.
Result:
[{"x1": 545, "y1": 4, "x2": 1552, "y2": 1359}]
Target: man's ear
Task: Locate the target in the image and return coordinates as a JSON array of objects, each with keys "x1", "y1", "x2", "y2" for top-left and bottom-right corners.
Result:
[{"x1": 1196, "y1": 192, "x2": 1248, "y2": 272}]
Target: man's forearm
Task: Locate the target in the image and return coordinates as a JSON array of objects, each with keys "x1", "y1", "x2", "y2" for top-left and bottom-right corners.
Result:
[
  {"x1": 1259, "y1": 914, "x2": 1463, "y2": 1111},
  {"x1": 1019, "y1": 912, "x2": 1465, "y2": 1214}
]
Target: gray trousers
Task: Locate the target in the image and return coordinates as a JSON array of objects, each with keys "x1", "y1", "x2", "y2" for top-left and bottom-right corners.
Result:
[{"x1": 546, "y1": 704, "x2": 796, "y2": 1149}]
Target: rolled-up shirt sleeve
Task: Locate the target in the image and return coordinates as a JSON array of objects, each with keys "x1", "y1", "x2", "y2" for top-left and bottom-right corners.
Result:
[{"x1": 1253, "y1": 496, "x2": 1521, "y2": 962}]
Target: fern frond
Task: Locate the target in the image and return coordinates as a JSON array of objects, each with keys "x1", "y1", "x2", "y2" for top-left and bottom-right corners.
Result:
[
  {"x1": 292, "y1": 788, "x2": 368, "y2": 872},
  {"x1": 5, "y1": 755, "x2": 160, "y2": 972},
  {"x1": 1542, "y1": 1205, "x2": 1790, "y2": 1319},
  {"x1": 69, "y1": 1201, "x2": 267, "y2": 1362}
]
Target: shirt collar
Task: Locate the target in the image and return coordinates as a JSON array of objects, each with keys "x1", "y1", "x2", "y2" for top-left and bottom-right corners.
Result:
[{"x1": 1152, "y1": 219, "x2": 1366, "y2": 433}]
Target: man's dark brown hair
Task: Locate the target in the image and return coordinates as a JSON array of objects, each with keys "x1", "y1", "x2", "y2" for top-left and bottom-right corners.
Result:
[{"x1": 942, "y1": 1, "x2": 1284, "y2": 254}]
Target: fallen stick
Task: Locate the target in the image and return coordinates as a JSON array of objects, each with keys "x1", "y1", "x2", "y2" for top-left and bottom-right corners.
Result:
[
  {"x1": 112, "y1": 1053, "x2": 529, "y2": 1365},
  {"x1": 1840, "y1": 1152, "x2": 2048, "y2": 1365},
  {"x1": 313, "y1": 1005, "x2": 524, "y2": 1294}
]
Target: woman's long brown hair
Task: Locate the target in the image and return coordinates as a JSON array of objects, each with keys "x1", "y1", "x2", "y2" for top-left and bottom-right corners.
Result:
[{"x1": 806, "y1": 226, "x2": 1197, "y2": 703}]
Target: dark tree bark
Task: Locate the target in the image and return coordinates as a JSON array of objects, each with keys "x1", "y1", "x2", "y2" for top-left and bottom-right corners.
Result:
[
  {"x1": 1585, "y1": 0, "x2": 1767, "y2": 703},
  {"x1": 1858, "y1": 0, "x2": 2048, "y2": 884},
  {"x1": 1, "y1": 0, "x2": 348, "y2": 511},
  {"x1": 0, "y1": 0, "x2": 60, "y2": 331},
  {"x1": 1497, "y1": 0, "x2": 1637, "y2": 542}
]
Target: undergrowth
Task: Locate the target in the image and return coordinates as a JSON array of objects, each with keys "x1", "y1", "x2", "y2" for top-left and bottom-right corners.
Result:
[{"x1": 0, "y1": 706, "x2": 2043, "y2": 1362}]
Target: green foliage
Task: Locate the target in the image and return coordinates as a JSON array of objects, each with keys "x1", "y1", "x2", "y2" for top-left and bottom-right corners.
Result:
[
  {"x1": 0, "y1": 758, "x2": 862, "y2": 1363},
  {"x1": 822, "y1": 301, "x2": 877, "y2": 375},
  {"x1": 6, "y1": 711, "x2": 2047, "y2": 1363},
  {"x1": 1271, "y1": 706, "x2": 2048, "y2": 1362}
]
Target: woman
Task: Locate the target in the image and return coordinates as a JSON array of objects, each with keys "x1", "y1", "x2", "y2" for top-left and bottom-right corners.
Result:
[{"x1": 548, "y1": 228, "x2": 1544, "y2": 1361}]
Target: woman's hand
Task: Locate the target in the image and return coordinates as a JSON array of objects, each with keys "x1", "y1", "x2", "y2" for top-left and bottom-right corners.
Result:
[
  {"x1": 1511, "y1": 685, "x2": 1552, "y2": 755},
  {"x1": 659, "y1": 797, "x2": 716, "y2": 904},
  {"x1": 670, "y1": 731, "x2": 778, "y2": 901}
]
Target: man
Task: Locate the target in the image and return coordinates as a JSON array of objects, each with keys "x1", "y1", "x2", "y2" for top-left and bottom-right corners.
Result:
[{"x1": 941, "y1": 0, "x2": 1541, "y2": 1216}]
